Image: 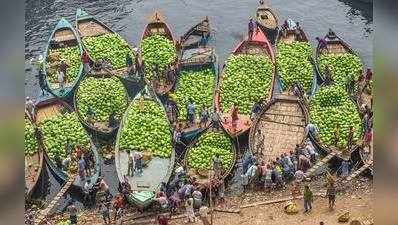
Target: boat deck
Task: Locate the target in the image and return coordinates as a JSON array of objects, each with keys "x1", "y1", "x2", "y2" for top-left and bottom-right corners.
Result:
[
  {"x1": 280, "y1": 33, "x2": 296, "y2": 44},
  {"x1": 221, "y1": 113, "x2": 251, "y2": 136},
  {"x1": 324, "y1": 43, "x2": 348, "y2": 54},
  {"x1": 78, "y1": 20, "x2": 110, "y2": 37},
  {"x1": 54, "y1": 29, "x2": 76, "y2": 43},
  {"x1": 252, "y1": 94, "x2": 306, "y2": 164},
  {"x1": 117, "y1": 151, "x2": 172, "y2": 191},
  {"x1": 36, "y1": 103, "x2": 62, "y2": 123},
  {"x1": 25, "y1": 152, "x2": 41, "y2": 190}
]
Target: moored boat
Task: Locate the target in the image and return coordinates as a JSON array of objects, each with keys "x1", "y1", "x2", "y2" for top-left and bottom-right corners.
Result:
[
  {"x1": 307, "y1": 84, "x2": 364, "y2": 160},
  {"x1": 73, "y1": 74, "x2": 130, "y2": 141},
  {"x1": 44, "y1": 18, "x2": 83, "y2": 101},
  {"x1": 75, "y1": 8, "x2": 141, "y2": 98},
  {"x1": 140, "y1": 11, "x2": 178, "y2": 96},
  {"x1": 215, "y1": 27, "x2": 275, "y2": 137},
  {"x1": 255, "y1": 1, "x2": 279, "y2": 45},
  {"x1": 25, "y1": 113, "x2": 45, "y2": 200},
  {"x1": 180, "y1": 17, "x2": 211, "y2": 50},
  {"x1": 315, "y1": 29, "x2": 363, "y2": 85},
  {"x1": 35, "y1": 96, "x2": 100, "y2": 188},
  {"x1": 183, "y1": 125, "x2": 237, "y2": 186},
  {"x1": 171, "y1": 20, "x2": 218, "y2": 143},
  {"x1": 115, "y1": 87, "x2": 175, "y2": 209},
  {"x1": 249, "y1": 91, "x2": 309, "y2": 165},
  {"x1": 275, "y1": 19, "x2": 320, "y2": 96}
]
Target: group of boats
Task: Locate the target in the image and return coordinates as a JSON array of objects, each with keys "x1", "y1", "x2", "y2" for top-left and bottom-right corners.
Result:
[{"x1": 26, "y1": 1, "x2": 371, "y2": 211}]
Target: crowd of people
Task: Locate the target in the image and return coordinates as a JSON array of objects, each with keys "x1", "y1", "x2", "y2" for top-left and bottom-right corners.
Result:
[{"x1": 241, "y1": 136, "x2": 319, "y2": 192}]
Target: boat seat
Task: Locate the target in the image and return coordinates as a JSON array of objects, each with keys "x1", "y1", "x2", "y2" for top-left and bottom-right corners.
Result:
[{"x1": 54, "y1": 29, "x2": 76, "y2": 43}]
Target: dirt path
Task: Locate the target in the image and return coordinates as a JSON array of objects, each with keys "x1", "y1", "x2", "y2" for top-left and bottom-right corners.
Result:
[{"x1": 173, "y1": 191, "x2": 373, "y2": 225}]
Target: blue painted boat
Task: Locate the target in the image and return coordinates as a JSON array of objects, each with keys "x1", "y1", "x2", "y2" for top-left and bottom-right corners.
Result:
[
  {"x1": 115, "y1": 86, "x2": 175, "y2": 209},
  {"x1": 44, "y1": 18, "x2": 84, "y2": 101},
  {"x1": 35, "y1": 95, "x2": 101, "y2": 189},
  {"x1": 73, "y1": 74, "x2": 130, "y2": 142},
  {"x1": 75, "y1": 8, "x2": 142, "y2": 99}
]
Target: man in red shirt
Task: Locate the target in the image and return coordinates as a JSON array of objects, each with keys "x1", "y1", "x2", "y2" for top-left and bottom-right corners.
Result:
[{"x1": 81, "y1": 50, "x2": 91, "y2": 73}]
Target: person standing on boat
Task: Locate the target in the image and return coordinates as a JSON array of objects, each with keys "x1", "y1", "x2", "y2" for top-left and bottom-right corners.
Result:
[
  {"x1": 316, "y1": 37, "x2": 328, "y2": 53},
  {"x1": 81, "y1": 50, "x2": 91, "y2": 73},
  {"x1": 230, "y1": 103, "x2": 239, "y2": 129},
  {"x1": 36, "y1": 68, "x2": 48, "y2": 96},
  {"x1": 250, "y1": 101, "x2": 262, "y2": 120},
  {"x1": 108, "y1": 111, "x2": 118, "y2": 128},
  {"x1": 83, "y1": 150, "x2": 93, "y2": 176},
  {"x1": 126, "y1": 53, "x2": 134, "y2": 75},
  {"x1": 25, "y1": 96, "x2": 35, "y2": 121},
  {"x1": 186, "y1": 99, "x2": 196, "y2": 126},
  {"x1": 134, "y1": 151, "x2": 143, "y2": 175},
  {"x1": 323, "y1": 65, "x2": 334, "y2": 85},
  {"x1": 305, "y1": 123, "x2": 318, "y2": 139},
  {"x1": 58, "y1": 59, "x2": 69, "y2": 92},
  {"x1": 199, "y1": 105, "x2": 209, "y2": 128},
  {"x1": 256, "y1": 129, "x2": 265, "y2": 155},
  {"x1": 127, "y1": 150, "x2": 134, "y2": 176},
  {"x1": 211, "y1": 111, "x2": 220, "y2": 129},
  {"x1": 78, "y1": 156, "x2": 86, "y2": 182},
  {"x1": 295, "y1": 22, "x2": 302, "y2": 40},
  {"x1": 212, "y1": 153, "x2": 222, "y2": 179},
  {"x1": 248, "y1": 18, "x2": 256, "y2": 41}
]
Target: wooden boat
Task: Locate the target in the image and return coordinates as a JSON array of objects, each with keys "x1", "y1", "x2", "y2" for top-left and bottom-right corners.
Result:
[
  {"x1": 214, "y1": 28, "x2": 275, "y2": 137},
  {"x1": 73, "y1": 74, "x2": 130, "y2": 141},
  {"x1": 115, "y1": 87, "x2": 175, "y2": 209},
  {"x1": 44, "y1": 18, "x2": 84, "y2": 101},
  {"x1": 75, "y1": 8, "x2": 141, "y2": 97},
  {"x1": 140, "y1": 11, "x2": 178, "y2": 95},
  {"x1": 183, "y1": 125, "x2": 237, "y2": 186},
  {"x1": 315, "y1": 29, "x2": 359, "y2": 83},
  {"x1": 172, "y1": 22, "x2": 218, "y2": 143},
  {"x1": 275, "y1": 19, "x2": 321, "y2": 96},
  {"x1": 255, "y1": 2, "x2": 279, "y2": 45},
  {"x1": 35, "y1": 96, "x2": 101, "y2": 188},
  {"x1": 180, "y1": 17, "x2": 211, "y2": 50},
  {"x1": 249, "y1": 91, "x2": 309, "y2": 164},
  {"x1": 307, "y1": 84, "x2": 364, "y2": 159},
  {"x1": 25, "y1": 113, "x2": 44, "y2": 200},
  {"x1": 316, "y1": 29, "x2": 355, "y2": 58}
]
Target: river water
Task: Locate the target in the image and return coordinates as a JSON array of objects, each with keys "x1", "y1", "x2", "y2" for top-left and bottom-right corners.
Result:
[{"x1": 25, "y1": 0, "x2": 373, "y2": 98}]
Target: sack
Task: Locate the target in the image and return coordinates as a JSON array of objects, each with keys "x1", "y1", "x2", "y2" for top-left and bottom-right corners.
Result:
[{"x1": 284, "y1": 201, "x2": 298, "y2": 214}]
